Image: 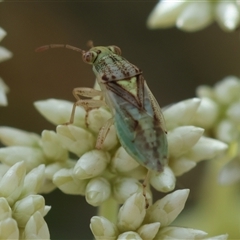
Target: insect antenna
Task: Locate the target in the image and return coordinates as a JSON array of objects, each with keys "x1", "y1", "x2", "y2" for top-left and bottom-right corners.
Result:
[{"x1": 35, "y1": 44, "x2": 84, "y2": 54}]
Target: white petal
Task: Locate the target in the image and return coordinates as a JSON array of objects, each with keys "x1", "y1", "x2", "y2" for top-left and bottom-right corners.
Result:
[
  {"x1": 87, "y1": 107, "x2": 112, "y2": 133},
  {"x1": 21, "y1": 164, "x2": 45, "y2": 197},
  {"x1": 0, "y1": 218, "x2": 19, "y2": 239},
  {"x1": 185, "y1": 137, "x2": 228, "y2": 162},
  {"x1": 53, "y1": 168, "x2": 87, "y2": 195},
  {"x1": 90, "y1": 216, "x2": 118, "y2": 240},
  {"x1": 0, "y1": 162, "x2": 26, "y2": 205},
  {"x1": 85, "y1": 177, "x2": 111, "y2": 206},
  {"x1": 147, "y1": 0, "x2": 188, "y2": 29},
  {"x1": 145, "y1": 189, "x2": 189, "y2": 226},
  {"x1": 170, "y1": 157, "x2": 196, "y2": 176},
  {"x1": 34, "y1": 99, "x2": 86, "y2": 127},
  {"x1": 117, "y1": 193, "x2": 146, "y2": 232},
  {"x1": 56, "y1": 125, "x2": 95, "y2": 157},
  {"x1": 215, "y1": 2, "x2": 240, "y2": 31},
  {"x1": 111, "y1": 147, "x2": 140, "y2": 173},
  {"x1": 12, "y1": 195, "x2": 45, "y2": 227},
  {"x1": 0, "y1": 146, "x2": 45, "y2": 171},
  {"x1": 150, "y1": 166, "x2": 175, "y2": 192},
  {"x1": 41, "y1": 130, "x2": 68, "y2": 161},
  {"x1": 177, "y1": 2, "x2": 213, "y2": 31},
  {"x1": 137, "y1": 222, "x2": 160, "y2": 240},
  {"x1": 168, "y1": 126, "x2": 204, "y2": 158},
  {"x1": 0, "y1": 198, "x2": 12, "y2": 221},
  {"x1": 73, "y1": 150, "x2": 110, "y2": 179},
  {"x1": 23, "y1": 211, "x2": 50, "y2": 240},
  {"x1": 163, "y1": 98, "x2": 201, "y2": 130},
  {"x1": 0, "y1": 127, "x2": 40, "y2": 147},
  {"x1": 156, "y1": 226, "x2": 207, "y2": 239},
  {"x1": 191, "y1": 97, "x2": 219, "y2": 129},
  {"x1": 117, "y1": 231, "x2": 142, "y2": 240},
  {"x1": 113, "y1": 177, "x2": 148, "y2": 204},
  {"x1": 0, "y1": 47, "x2": 12, "y2": 63}
]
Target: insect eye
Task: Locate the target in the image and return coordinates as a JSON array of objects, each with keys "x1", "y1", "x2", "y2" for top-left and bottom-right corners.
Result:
[
  {"x1": 82, "y1": 51, "x2": 98, "y2": 64},
  {"x1": 108, "y1": 46, "x2": 121, "y2": 55}
]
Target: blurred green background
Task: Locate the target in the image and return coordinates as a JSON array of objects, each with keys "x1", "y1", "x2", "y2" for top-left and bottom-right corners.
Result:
[{"x1": 1, "y1": 2, "x2": 240, "y2": 239}]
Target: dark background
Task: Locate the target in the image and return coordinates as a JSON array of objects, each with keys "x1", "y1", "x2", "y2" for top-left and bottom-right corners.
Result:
[{"x1": 1, "y1": 2, "x2": 240, "y2": 239}]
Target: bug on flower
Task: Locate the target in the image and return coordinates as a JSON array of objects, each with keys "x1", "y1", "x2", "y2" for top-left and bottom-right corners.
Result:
[{"x1": 36, "y1": 44, "x2": 168, "y2": 173}]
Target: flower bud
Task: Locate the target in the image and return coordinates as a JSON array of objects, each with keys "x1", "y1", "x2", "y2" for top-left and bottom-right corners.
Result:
[
  {"x1": 56, "y1": 125, "x2": 95, "y2": 157},
  {"x1": 113, "y1": 177, "x2": 144, "y2": 204},
  {"x1": 150, "y1": 166, "x2": 175, "y2": 192},
  {"x1": 171, "y1": 157, "x2": 196, "y2": 176},
  {"x1": 87, "y1": 107, "x2": 112, "y2": 134},
  {"x1": 215, "y1": 119, "x2": 237, "y2": 143},
  {"x1": 12, "y1": 195, "x2": 45, "y2": 227},
  {"x1": 90, "y1": 216, "x2": 118, "y2": 240},
  {"x1": 0, "y1": 146, "x2": 45, "y2": 171},
  {"x1": 145, "y1": 189, "x2": 189, "y2": 227},
  {"x1": 21, "y1": 165, "x2": 45, "y2": 197},
  {"x1": 74, "y1": 150, "x2": 110, "y2": 179},
  {"x1": 168, "y1": 126, "x2": 204, "y2": 158},
  {"x1": 214, "y1": 76, "x2": 240, "y2": 105},
  {"x1": 163, "y1": 98, "x2": 201, "y2": 130},
  {"x1": 0, "y1": 198, "x2": 11, "y2": 221},
  {"x1": 53, "y1": 168, "x2": 88, "y2": 195},
  {"x1": 137, "y1": 222, "x2": 160, "y2": 240},
  {"x1": 0, "y1": 47, "x2": 12, "y2": 63},
  {"x1": 176, "y1": 2, "x2": 212, "y2": 31},
  {"x1": 186, "y1": 137, "x2": 228, "y2": 162},
  {"x1": 85, "y1": 177, "x2": 111, "y2": 206},
  {"x1": 0, "y1": 218, "x2": 19, "y2": 239},
  {"x1": 147, "y1": 1, "x2": 187, "y2": 29},
  {"x1": 117, "y1": 193, "x2": 146, "y2": 232},
  {"x1": 117, "y1": 231, "x2": 142, "y2": 240},
  {"x1": 156, "y1": 226, "x2": 207, "y2": 239},
  {"x1": 226, "y1": 101, "x2": 240, "y2": 123},
  {"x1": 0, "y1": 28, "x2": 7, "y2": 41},
  {"x1": 34, "y1": 99, "x2": 86, "y2": 127},
  {"x1": 191, "y1": 97, "x2": 219, "y2": 129},
  {"x1": 0, "y1": 127, "x2": 40, "y2": 147},
  {"x1": 111, "y1": 147, "x2": 139, "y2": 174},
  {"x1": 22, "y1": 211, "x2": 50, "y2": 240},
  {"x1": 41, "y1": 130, "x2": 68, "y2": 162},
  {"x1": 0, "y1": 162, "x2": 26, "y2": 206}
]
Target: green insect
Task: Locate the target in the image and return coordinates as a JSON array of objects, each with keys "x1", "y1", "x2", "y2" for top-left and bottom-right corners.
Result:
[{"x1": 36, "y1": 44, "x2": 168, "y2": 173}]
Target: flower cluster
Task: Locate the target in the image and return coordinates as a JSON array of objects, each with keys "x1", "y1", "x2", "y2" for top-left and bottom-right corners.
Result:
[
  {"x1": 147, "y1": 1, "x2": 240, "y2": 32},
  {"x1": 190, "y1": 76, "x2": 240, "y2": 185},
  {"x1": 0, "y1": 161, "x2": 50, "y2": 239},
  {"x1": 0, "y1": 27, "x2": 12, "y2": 106},
  {"x1": 90, "y1": 190, "x2": 228, "y2": 240},
  {"x1": 6, "y1": 97, "x2": 224, "y2": 207}
]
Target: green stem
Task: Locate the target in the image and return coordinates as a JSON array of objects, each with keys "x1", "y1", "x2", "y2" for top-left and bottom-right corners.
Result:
[{"x1": 98, "y1": 198, "x2": 119, "y2": 224}]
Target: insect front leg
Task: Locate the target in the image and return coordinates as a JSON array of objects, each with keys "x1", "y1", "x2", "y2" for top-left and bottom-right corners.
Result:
[
  {"x1": 95, "y1": 117, "x2": 114, "y2": 150},
  {"x1": 67, "y1": 87, "x2": 106, "y2": 125}
]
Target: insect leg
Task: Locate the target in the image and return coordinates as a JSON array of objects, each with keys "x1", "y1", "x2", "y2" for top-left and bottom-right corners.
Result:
[
  {"x1": 66, "y1": 87, "x2": 106, "y2": 125},
  {"x1": 142, "y1": 170, "x2": 151, "y2": 209},
  {"x1": 95, "y1": 118, "x2": 114, "y2": 149}
]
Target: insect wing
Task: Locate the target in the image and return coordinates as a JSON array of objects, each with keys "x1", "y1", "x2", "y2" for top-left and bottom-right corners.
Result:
[{"x1": 105, "y1": 74, "x2": 168, "y2": 172}]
